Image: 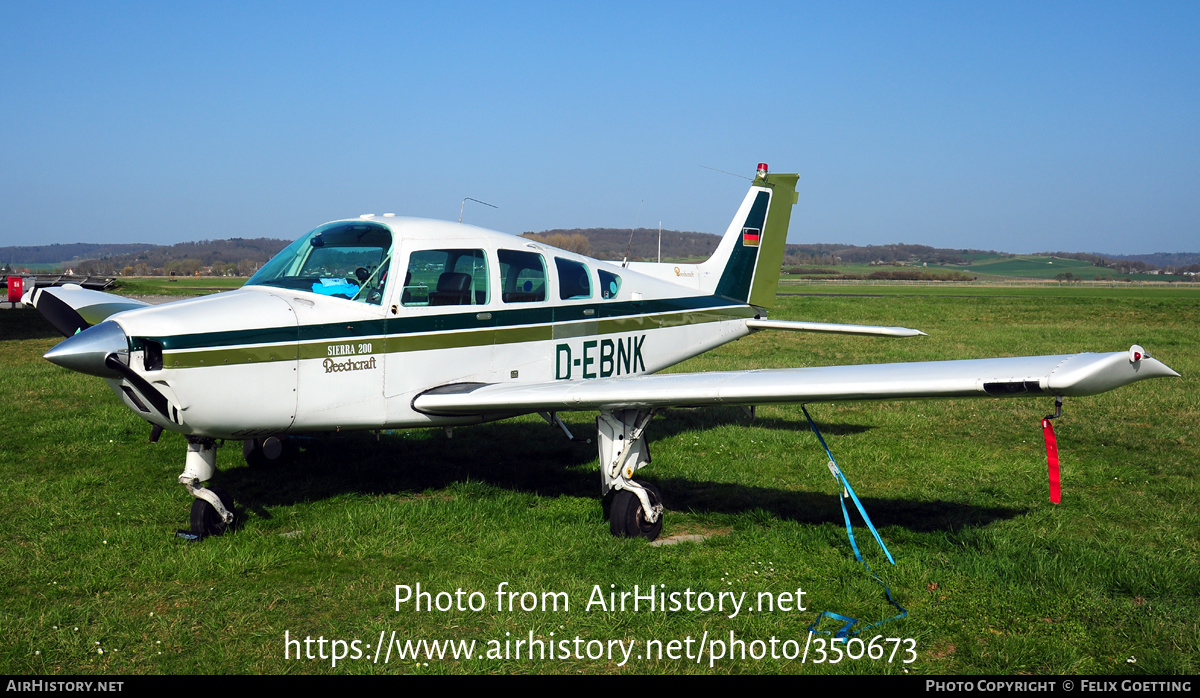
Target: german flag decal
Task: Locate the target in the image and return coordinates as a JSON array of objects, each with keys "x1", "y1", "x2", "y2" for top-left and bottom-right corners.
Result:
[{"x1": 741, "y1": 227, "x2": 761, "y2": 247}]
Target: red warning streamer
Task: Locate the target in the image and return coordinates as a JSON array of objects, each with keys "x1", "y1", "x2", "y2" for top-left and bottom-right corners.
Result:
[{"x1": 1041, "y1": 418, "x2": 1061, "y2": 504}]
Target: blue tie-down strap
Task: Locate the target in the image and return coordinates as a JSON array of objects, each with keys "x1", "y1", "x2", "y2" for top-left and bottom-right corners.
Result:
[{"x1": 802, "y1": 405, "x2": 908, "y2": 638}]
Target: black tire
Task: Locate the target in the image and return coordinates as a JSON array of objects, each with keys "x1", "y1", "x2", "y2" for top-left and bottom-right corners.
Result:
[
  {"x1": 190, "y1": 486, "x2": 234, "y2": 538},
  {"x1": 600, "y1": 488, "x2": 617, "y2": 521},
  {"x1": 608, "y1": 482, "x2": 663, "y2": 541}
]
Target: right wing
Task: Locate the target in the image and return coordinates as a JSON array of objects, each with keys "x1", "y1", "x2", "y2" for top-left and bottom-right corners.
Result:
[{"x1": 413, "y1": 348, "x2": 1178, "y2": 416}]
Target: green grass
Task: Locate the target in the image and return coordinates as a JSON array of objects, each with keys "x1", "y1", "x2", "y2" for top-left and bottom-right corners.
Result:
[
  {"x1": 780, "y1": 254, "x2": 1191, "y2": 283},
  {"x1": 1, "y1": 285, "x2": 1196, "y2": 675},
  {"x1": 777, "y1": 280, "x2": 1200, "y2": 299},
  {"x1": 925, "y1": 255, "x2": 1179, "y2": 283},
  {"x1": 109, "y1": 276, "x2": 248, "y2": 297},
  {"x1": 952, "y1": 256, "x2": 1099, "y2": 279}
]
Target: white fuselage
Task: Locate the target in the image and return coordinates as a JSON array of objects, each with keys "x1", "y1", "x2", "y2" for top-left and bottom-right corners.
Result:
[{"x1": 103, "y1": 218, "x2": 758, "y2": 440}]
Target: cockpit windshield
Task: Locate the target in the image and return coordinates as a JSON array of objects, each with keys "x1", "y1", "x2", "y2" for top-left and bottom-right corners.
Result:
[{"x1": 246, "y1": 221, "x2": 393, "y2": 304}]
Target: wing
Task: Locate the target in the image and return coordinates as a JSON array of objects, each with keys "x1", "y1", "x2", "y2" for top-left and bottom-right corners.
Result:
[
  {"x1": 413, "y1": 348, "x2": 1178, "y2": 416},
  {"x1": 746, "y1": 318, "x2": 925, "y2": 337},
  {"x1": 26, "y1": 284, "x2": 151, "y2": 337}
]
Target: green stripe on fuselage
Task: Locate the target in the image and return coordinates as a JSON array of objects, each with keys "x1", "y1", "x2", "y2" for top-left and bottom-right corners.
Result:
[
  {"x1": 166, "y1": 345, "x2": 299, "y2": 369},
  {"x1": 156, "y1": 299, "x2": 754, "y2": 368}
]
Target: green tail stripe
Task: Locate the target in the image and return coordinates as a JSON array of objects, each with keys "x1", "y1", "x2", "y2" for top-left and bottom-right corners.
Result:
[{"x1": 714, "y1": 191, "x2": 770, "y2": 302}]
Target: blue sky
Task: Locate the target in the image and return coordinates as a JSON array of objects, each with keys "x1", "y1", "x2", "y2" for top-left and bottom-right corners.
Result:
[{"x1": 2, "y1": 2, "x2": 1197, "y2": 254}]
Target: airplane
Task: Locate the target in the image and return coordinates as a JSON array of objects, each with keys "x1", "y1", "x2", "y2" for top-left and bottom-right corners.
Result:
[{"x1": 27, "y1": 163, "x2": 1179, "y2": 542}]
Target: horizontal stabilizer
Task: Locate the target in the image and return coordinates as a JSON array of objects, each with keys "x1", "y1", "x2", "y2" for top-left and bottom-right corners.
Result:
[
  {"x1": 747, "y1": 318, "x2": 925, "y2": 337},
  {"x1": 28, "y1": 285, "x2": 150, "y2": 337},
  {"x1": 414, "y1": 349, "x2": 1178, "y2": 415}
]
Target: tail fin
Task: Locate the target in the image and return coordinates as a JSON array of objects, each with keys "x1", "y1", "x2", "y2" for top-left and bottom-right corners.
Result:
[{"x1": 698, "y1": 164, "x2": 798, "y2": 308}]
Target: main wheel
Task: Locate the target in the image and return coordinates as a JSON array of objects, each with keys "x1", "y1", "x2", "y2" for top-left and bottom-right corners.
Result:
[
  {"x1": 608, "y1": 482, "x2": 663, "y2": 541},
  {"x1": 190, "y1": 486, "x2": 235, "y2": 538}
]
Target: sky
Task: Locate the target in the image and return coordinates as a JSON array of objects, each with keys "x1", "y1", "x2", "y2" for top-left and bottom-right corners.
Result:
[{"x1": 2, "y1": 1, "x2": 1197, "y2": 255}]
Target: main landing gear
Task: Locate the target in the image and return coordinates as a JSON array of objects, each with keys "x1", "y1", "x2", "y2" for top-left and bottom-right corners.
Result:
[{"x1": 597, "y1": 409, "x2": 664, "y2": 541}]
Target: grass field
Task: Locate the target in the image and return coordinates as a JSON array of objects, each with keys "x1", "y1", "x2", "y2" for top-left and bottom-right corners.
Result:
[
  {"x1": 926, "y1": 256, "x2": 1178, "y2": 283},
  {"x1": 1, "y1": 286, "x2": 1196, "y2": 675},
  {"x1": 109, "y1": 276, "x2": 247, "y2": 297},
  {"x1": 779, "y1": 255, "x2": 1189, "y2": 283}
]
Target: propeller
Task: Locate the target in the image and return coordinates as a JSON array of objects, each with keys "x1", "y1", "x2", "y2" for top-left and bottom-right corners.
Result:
[
  {"x1": 27, "y1": 285, "x2": 151, "y2": 337},
  {"x1": 30, "y1": 287, "x2": 90, "y2": 337},
  {"x1": 43, "y1": 321, "x2": 127, "y2": 377},
  {"x1": 44, "y1": 320, "x2": 174, "y2": 421}
]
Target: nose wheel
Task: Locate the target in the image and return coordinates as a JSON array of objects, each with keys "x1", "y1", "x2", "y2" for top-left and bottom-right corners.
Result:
[{"x1": 189, "y1": 486, "x2": 235, "y2": 538}]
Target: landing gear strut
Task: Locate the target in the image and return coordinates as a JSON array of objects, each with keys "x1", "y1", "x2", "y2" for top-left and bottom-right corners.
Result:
[
  {"x1": 597, "y1": 409, "x2": 664, "y2": 540},
  {"x1": 178, "y1": 437, "x2": 235, "y2": 540}
]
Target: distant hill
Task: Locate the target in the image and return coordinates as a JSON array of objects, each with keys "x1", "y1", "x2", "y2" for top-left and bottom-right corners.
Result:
[
  {"x1": 523, "y1": 228, "x2": 721, "y2": 262},
  {"x1": 0, "y1": 243, "x2": 158, "y2": 266},
  {"x1": 780, "y1": 242, "x2": 993, "y2": 266},
  {"x1": 1060, "y1": 251, "x2": 1200, "y2": 268},
  {"x1": 3, "y1": 228, "x2": 1195, "y2": 279},
  {"x1": 525, "y1": 230, "x2": 1003, "y2": 267},
  {"x1": 0, "y1": 238, "x2": 290, "y2": 276}
]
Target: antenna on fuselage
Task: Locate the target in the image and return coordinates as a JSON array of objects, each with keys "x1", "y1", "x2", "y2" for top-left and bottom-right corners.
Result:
[
  {"x1": 621, "y1": 199, "x2": 645, "y2": 268},
  {"x1": 459, "y1": 197, "x2": 498, "y2": 222}
]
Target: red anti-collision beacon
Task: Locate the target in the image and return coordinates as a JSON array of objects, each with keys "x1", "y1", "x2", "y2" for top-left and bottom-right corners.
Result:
[{"x1": 757, "y1": 163, "x2": 769, "y2": 178}]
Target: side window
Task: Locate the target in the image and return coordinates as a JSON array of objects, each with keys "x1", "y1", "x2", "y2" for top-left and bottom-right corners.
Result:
[
  {"x1": 555, "y1": 257, "x2": 592, "y2": 300},
  {"x1": 598, "y1": 269, "x2": 622, "y2": 299},
  {"x1": 402, "y1": 249, "x2": 489, "y2": 307},
  {"x1": 499, "y1": 249, "x2": 546, "y2": 303}
]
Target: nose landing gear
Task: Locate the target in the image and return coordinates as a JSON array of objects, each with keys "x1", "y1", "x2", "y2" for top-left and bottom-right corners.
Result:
[{"x1": 177, "y1": 437, "x2": 236, "y2": 540}]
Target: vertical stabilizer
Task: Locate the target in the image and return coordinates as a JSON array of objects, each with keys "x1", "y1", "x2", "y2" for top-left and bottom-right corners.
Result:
[{"x1": 698, "y1": 164, "x2": 798, "y2": 308}]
